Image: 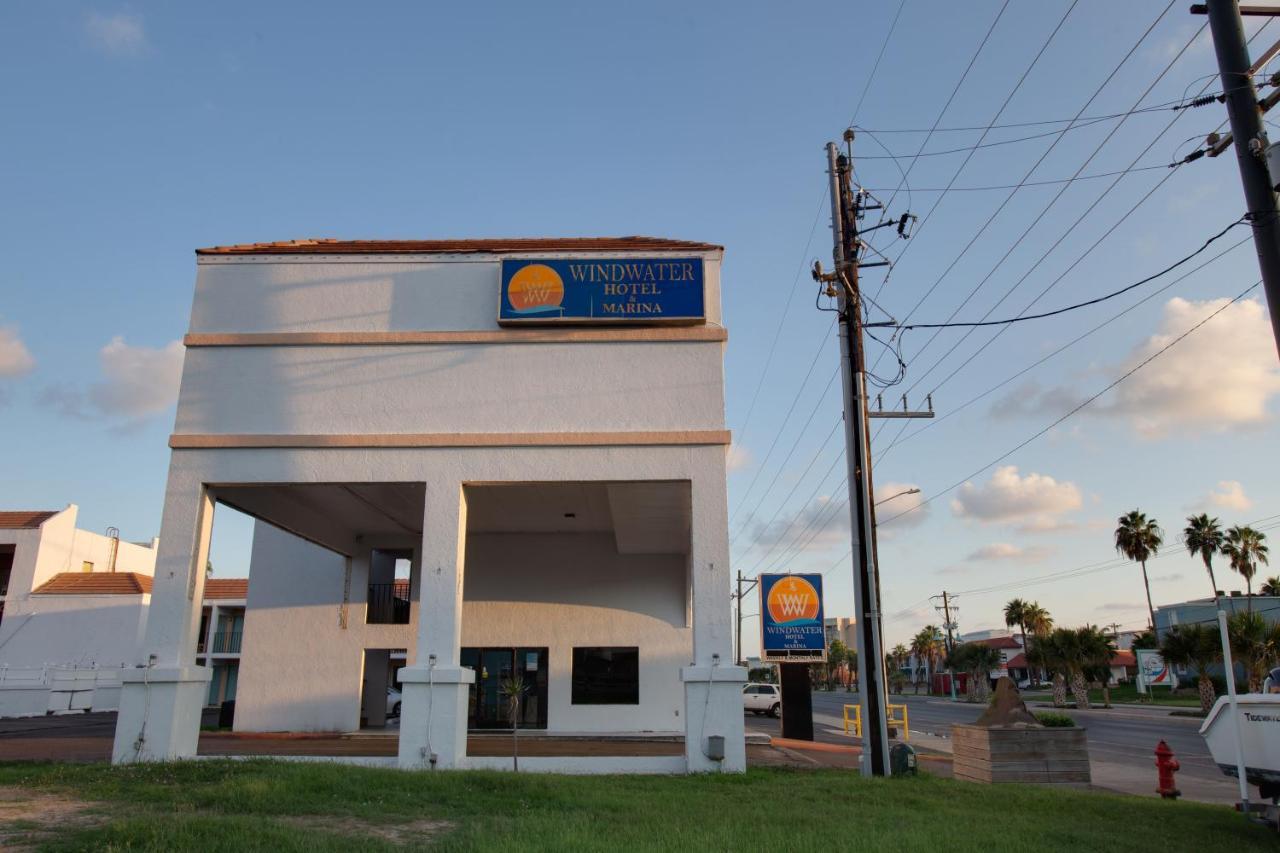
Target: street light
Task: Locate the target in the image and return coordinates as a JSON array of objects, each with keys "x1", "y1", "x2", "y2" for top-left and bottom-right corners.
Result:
[{"x1": 875, "y1": 487, "x2": 920, "y2": 506}]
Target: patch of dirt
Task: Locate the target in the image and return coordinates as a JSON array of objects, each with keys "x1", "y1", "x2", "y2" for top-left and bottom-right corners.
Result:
[
  {"x1": 0, "y1": 786, "x2": 105, "y2": 850},
  {"x1": 278, "y1": 815, "x2": 453, "y2": 846}
]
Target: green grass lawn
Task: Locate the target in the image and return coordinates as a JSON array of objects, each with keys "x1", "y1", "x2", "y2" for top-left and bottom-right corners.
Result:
[{"x1": 0, "y1": 760, "x2": 1272, "y2": 852}]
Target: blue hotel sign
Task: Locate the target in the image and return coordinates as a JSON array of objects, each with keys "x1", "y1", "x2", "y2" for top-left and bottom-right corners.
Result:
[
  {"x1": 499, "y1": 258, "x2": 705, "y2": 324},
  {"x1": 759, "y1": 573, "x2": 827, "y2": 662}
]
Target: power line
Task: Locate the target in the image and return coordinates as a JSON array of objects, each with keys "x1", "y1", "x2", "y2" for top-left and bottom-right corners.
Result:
[
  {"x1": 848, "y1": 0, "x2": 908, "y2": 125},
  {"x1": 866, "y1": 216, "x2": 1248, "y2": 330},
  {"x1": 859, "y1": 162, "x2": 1175, "y2": 192},
  {"x1": 877, "y1": 280, "x2": 1263, "y2": 529},
  {"x1": 729, "y1": 193, "x2": 826, "y2": 456},
  {"x1": 870, "y1": 16, "x2": 1274, "y2": 462},
  {"x1": 874, "y1": 235, "x2": 1253, "y2": 462},
  {"x1": 864, "y1": 0, "x2": 1181, "y2": 360},
  {"x1": 866, "y1": 0, "x2": 1015, "y2": 228}
]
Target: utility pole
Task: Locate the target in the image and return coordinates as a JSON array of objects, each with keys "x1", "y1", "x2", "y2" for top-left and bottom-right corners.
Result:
[
  {"x1": 1201, "y1": 0, "x2": 1280, "y2": 358},
  {"x1": 819, "y1": 135, "x2": 891, "y2": 776},
  {"x1": 933, "y1": 591, "x2": 959, "y2": 701},
  {"x1": 733, "y1": 570, "x2": 759, "y2": 668}
]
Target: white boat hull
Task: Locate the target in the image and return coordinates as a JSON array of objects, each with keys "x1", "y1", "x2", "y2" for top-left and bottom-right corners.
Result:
[{"x1": 1200, "y1": 694, "x2": 1280, "y2": 793}]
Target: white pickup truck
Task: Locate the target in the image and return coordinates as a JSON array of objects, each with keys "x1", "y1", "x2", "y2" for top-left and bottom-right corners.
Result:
[{"x1": 743, "y1": 683, "x2": 781, "y2": 718}]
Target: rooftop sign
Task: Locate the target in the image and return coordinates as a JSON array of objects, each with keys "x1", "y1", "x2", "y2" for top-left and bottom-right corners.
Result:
[
  {"x1": 499, "y1": 258, "x2": 705, "y2": 325},
  {"x1": 759, "y1": 573, "x2": 827, "y2": 662}
]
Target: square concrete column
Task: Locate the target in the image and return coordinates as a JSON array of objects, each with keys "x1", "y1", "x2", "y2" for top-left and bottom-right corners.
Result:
[
  {"x1": 683, "y1": 458, "x2": 747, "y2": 772},
  {"x1": 398, "y1": 481, "x2": 474, "y2": 770},
  {"x1": 113, "y1": 472, "x2": 214, "y2": 763}
]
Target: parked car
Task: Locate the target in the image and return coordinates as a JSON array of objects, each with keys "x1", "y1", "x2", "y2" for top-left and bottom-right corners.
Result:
[
  {"x1": 387, "y1": 686, "x2": 402, "y2": 717},
  {"x1": 743, "y1": 683, "x2": 781, "y2": 717}
]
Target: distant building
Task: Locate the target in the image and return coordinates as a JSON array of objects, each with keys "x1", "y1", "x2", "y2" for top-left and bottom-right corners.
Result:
[
  {"x1": 1154, "y1": 593, "x2": 1280, "y2": 637},
  {"x1": 823, "y1": 616, "x2": 856, "y2": 649},
  {"x1": 0, "y1": 505, "x2": 245, "y2": 717}
]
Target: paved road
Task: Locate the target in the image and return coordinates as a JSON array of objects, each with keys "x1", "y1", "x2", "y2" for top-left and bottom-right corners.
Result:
[{"x1": 744, "y1": 691, "x2": 1245, "y2": 804}]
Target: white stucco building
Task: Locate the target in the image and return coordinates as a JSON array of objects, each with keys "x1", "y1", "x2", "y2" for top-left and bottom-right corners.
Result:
[
  {"x1": 112, "y1": 236, "x2": 745, "y2": 772},
  {"x1": 0, "y1": 506, "x2": 248, "y2": 717}
]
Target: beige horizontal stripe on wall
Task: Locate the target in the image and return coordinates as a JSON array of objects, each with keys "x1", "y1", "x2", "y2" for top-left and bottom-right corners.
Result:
[
  {"x1": 170, "y1": 430, "x2": 732, "y2": 449},
  {"x1": 183, "y1": 327, "x2": 727, "y2": 347}
]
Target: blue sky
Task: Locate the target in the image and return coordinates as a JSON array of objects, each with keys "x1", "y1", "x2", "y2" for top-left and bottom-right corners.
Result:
[{"x1": 2, "y1": 2, "x2": 1277, "y2": 651}]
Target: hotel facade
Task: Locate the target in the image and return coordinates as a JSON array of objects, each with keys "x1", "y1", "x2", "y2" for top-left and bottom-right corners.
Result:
[{"x1": 111, "y1": 237, "x2": 746, "y2": 773}]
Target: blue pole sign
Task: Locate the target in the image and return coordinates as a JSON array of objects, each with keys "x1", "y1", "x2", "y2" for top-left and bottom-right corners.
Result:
[
  {"x1": 759, "y1": 573, "x2": 827, "y2": 662},
  {"x1": 499, "y1": 257, "x2": 705, "y2": 324}
]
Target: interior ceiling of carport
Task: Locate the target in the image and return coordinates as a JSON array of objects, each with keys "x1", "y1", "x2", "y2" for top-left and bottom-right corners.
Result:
[{"x1": 214, "y1": 481, "x2": 690, "y2": 557}]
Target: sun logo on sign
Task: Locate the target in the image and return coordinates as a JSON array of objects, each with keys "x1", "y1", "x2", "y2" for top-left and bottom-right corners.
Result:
[
  {"x1": 767, "y1": 576, "x2": 820, "y2": 625},
  {"x1": 507, "y1": 263, "x2": 565, "y2": 313}
]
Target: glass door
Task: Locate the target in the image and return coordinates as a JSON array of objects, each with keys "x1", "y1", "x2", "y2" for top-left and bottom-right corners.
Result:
[{"x1": 462, "y1": 647, "x2": 548, "y2": 730}]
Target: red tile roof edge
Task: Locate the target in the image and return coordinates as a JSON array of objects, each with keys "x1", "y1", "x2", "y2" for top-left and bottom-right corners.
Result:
[
  {"x1": 196, "y1": 237, "x2": 724, "y2": 255},
  {"x1": 203, "y1": 578, "x2": 249, "y2": 600},
  {"x1": 0, "y1": 510, "x2": 60, "y2": 530},
  {"x1": 32, "y1": 572, "x2": 153, "y2": 595}
]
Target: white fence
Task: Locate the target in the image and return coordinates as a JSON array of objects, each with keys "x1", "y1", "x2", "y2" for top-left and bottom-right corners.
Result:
[{"x1": 0, "y1": 665, "x2": 127, "y2": 718}]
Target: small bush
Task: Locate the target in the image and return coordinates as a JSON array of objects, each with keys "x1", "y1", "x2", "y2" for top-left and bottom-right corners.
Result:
[{"x1": 1035, "y1": 712, "x2": 1076, "y2": 728}]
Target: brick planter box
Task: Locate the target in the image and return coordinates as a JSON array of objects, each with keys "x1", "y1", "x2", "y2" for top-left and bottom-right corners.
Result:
[{"x1": 951, "y1": 724, "x2": 1090, "y2": 786}]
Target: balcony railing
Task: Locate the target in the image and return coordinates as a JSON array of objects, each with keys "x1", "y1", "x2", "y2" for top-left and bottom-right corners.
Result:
[
  {"x1": 210, "y1": 631, "x2": 242, "y2": 654},
  {"x1": 367, "y1": 583, "x2": 410, "y2": 625}
]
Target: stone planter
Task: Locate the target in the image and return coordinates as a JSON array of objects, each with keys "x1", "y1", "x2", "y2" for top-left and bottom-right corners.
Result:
[{"x1": 951, "y1": 724, "x2": 1091, "y2": 786}]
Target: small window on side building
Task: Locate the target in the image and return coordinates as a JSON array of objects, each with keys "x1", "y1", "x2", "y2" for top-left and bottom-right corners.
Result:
[
  {"x1": 572, "y1": 647, "x2": 639, "y2": 705},
  {"x1": 81, "y1": 561, "x2": 93, "y2": 573}
]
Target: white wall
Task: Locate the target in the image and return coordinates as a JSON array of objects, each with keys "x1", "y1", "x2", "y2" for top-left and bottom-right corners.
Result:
[
  {"x1": 463, "y1": 532, "x2": 689, "y2": 734},
  {"x1": 235, "y1": 522, "x2": 691, "y2": 734},
  {"x1": 0, "y1": 594, "x2": 149, "y2": 669},
  {"x1": 190, "y1": 255, "x2": 723, "y2": 334},
  {"x1": 234, "y1": 523, "x2": 362, "y2": 733}
]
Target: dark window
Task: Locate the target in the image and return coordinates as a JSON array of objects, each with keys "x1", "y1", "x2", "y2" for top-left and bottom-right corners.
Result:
[{"x1": 572, "y1": 647, "x2": 639, "y2": 705}]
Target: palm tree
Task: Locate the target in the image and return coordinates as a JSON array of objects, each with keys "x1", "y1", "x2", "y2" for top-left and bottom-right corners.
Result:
[
  {"x1": 1262, "y1": 576, "x2": 1280, "y2": 597},
  {"x1": 1022, "y1": 603, "x2": 1053, "y2": 685},
  {"x1": 1003, "y1": 598, "x2": 1030, "y2": 658},
  {"x1": 498, "y1": 674, "x2": 528, "y2": 771},
  {"x1": 1183, "y1": 514, "x2": 1224, "y2": 607},
  {"x1": 1078, "y1": 626, "x2": 1117, "y2": 710},
  {"x1": 1115, "y1": 510, "x2": 1163, "y2": 631},
  {"x1": 1159, "y1": 624, "x2": 1223, "y2": 713},
  {"x1": 1227, "y1": 611, "x2": 1280, "y2": 693},
  {"x1": 1222, "y1": 526, "x2": 1270, "y2": 612},
  {"x1": 912, "y1": 626, "x2": 943, "y2": 695},
  {"x1": 1027, "y1": 630, "x2": 1069, "y2": 708},
  {"x1": 945, "y1": 643, "x2": 1002, "y2": 703}
]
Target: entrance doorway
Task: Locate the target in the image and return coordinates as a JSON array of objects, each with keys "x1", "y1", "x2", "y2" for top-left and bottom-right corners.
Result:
[{"x1": 461, "y1": 647, "x2": 548, "y2": 730}]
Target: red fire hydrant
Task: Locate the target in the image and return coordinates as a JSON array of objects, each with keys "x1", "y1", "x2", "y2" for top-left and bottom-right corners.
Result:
[{"x1": 1155, "y1": 740, "x2": 1181, "y2": 800}]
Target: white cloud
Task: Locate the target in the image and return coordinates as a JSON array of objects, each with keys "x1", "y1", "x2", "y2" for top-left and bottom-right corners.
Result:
[
  {"x1": 1204, "y1": 479, "x2": 1253, "y2": 512},
  {"x1": 1108, "y1": 298, "x2": 1280, "y2": 437},
  {"x1": 990, "y1": 297, "x2": 1280, "y2": 439},
  {"x1": 748, "y1": 495, "x2": 848, "y2": 553},
  {"x1": 0, "y1": 326, "x2": 35, "y2": 377},
  {"x1": 726, "y1": 443, "x2": 751, "y2": 474},
  {"x1": 43, "y1": 337, "x2": 182, "y2": 425},
  {"x1": 85, "y1": 11, "x2": 146, "y2": 56},
  {"x1": 951, "y1": 466, "x2": 1082, "y2": 527},
  {"x1": 965, "y1": 542, "x2": 1050, "y2": 562},
  {"x1": 90, "y1": 337, "x2": 183, "y2": 419}
]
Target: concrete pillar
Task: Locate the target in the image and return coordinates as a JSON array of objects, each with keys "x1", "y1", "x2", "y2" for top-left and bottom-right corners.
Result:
[
  {"x1": 682, "y1": 462, "x2": 747, "y2": 772},
  {"x1": 397, "y1": 481, "x2": 473, "y2": 769},
  {"x1": 113, "y1": 473, "x2": 214, "y2": 763}
]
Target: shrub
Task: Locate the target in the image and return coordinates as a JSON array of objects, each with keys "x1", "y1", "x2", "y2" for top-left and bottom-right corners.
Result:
[{"x1": 1035, "y1": 712, "x2": 1076, "y2": 728}]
